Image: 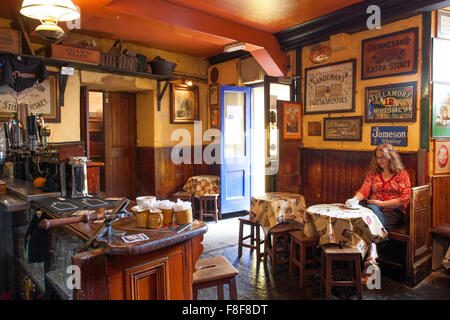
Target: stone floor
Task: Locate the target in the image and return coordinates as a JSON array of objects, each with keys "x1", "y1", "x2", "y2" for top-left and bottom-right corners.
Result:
[{"x1": 196, "y1": 213, "x2": 450, "y2": 300}]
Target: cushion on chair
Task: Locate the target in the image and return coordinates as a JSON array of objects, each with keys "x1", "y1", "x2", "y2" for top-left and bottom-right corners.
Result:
[{"x1": 431, "y1": 223, "x2": 450, "y2": 239}]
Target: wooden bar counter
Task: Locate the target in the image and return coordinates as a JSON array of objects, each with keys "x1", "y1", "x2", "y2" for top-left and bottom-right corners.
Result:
[{"x1": 40, "y1": 206, "x2": 208, "y2": 300}]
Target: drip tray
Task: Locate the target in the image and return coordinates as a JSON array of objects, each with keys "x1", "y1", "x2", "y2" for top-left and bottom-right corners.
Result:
[{"x1": 34, "y1": 197, "x2": 116, "y2": 213}]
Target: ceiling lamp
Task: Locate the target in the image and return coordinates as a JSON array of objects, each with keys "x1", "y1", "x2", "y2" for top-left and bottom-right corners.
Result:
[
  {"x1": 223, "y1": 42, "x2": 246, "y2": 53},
  {"x1": 20, "y1": 0, "x2": 80, "y2": 42}
]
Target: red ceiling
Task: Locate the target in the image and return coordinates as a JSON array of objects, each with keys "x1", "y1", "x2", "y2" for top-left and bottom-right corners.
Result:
[{"x1": 0, "y1": 0, "x2": 364, "y2": 75}]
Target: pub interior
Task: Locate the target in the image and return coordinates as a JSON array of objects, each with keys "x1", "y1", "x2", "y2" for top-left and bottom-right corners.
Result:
[{"x1": 0, "y1": 0, "x2": 449, "y2": 303}]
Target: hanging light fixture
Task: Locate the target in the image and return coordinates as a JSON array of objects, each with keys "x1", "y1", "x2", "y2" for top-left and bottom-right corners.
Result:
[{"x1": 20, "y1": 0, "x2": 80, "y2": 41}]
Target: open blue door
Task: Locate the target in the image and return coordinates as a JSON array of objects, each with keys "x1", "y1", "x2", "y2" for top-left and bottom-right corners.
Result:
[{"x1": 220, "y1": 85, "x2": 251, "y2": 214}]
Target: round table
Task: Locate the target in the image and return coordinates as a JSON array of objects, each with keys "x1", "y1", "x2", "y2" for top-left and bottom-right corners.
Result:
[
  {"x1": 304, "y1": 204, "x2": 388, "y2": 256},
  {"x1": 183, "y1": 175, "x2": 220, "y2": 196},
  {"x1": 249, "y1": 192, "x2": 307, "y2": 235}
]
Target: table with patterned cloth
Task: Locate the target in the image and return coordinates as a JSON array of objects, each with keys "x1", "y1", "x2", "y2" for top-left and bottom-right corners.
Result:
[
  {"x1": 183, "y1": 175, "x2": 220, "y2": 196},
  {"x1": 304, "y1": 204, "x2": 388, "y2": 257},
  {"x1": 249, "y1": 192, "x2": 307, "y2": 235}
]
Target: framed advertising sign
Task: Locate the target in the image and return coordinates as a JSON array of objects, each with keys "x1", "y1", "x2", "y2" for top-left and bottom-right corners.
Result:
[
  {"x1": 304, "y1": 59, "x2": 356, "y2": 114},
  {"x1": 0, "y1": 71, "x2": 60, "y2": 123},
  {"x1": 282, "y1": 101, "x2": 302, "y2": 140},
  {"x1": 432, "y1": 82, "x2": 450, "y2": 138},
  {"x1": 364, "y1": 82, "x2": 417, "y2": 123},
  {"x1": 323, "y1": 116, "x2": 363, "y2": 141},
  {"x1": 371, "y1": 126, "x2": 408, "y2": 147},
  {"x1": 434, "y1": 140, "x2": 450, "y2": 174},
  {"x1": 361, "y1": 28, "x2": 418, "y2": 80}
]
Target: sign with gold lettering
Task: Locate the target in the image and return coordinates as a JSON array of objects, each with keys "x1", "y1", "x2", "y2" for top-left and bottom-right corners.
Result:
[
  {"x1": 361, "y1": 28, "x2": 418, "y2": 80},
  {"x1": 364, "y1": 82, "x2": 417, "y2": 123},
  {"x1": 0, "y1": 72, "x2": 60, "y2": 122},
  {"x1": 304, "y1": 59, "x2": 355, "y2": 114}
]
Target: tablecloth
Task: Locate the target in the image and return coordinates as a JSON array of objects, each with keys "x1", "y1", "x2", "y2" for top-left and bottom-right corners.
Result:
[{"x1": 183, "y1": 175, "x2": 220, "y2": 196}]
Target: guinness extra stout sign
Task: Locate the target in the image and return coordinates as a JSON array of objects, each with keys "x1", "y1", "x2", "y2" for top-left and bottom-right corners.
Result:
[{"x1": 361, "y1": 28, "x2": 418, "y2": 80}]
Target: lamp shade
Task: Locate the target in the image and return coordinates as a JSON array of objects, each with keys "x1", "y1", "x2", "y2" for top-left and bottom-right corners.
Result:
[{"x1": 20, "y1": 0, "x2": 80, "y2": 22}]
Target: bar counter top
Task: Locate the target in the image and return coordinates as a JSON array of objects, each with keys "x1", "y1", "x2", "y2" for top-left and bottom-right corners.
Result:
[
  {"x1": 41, "y1": 205, "x2": 208, "y2": 256},
  {"x1": 3, "y1": 178, "x2": 61, "y2": 202}
]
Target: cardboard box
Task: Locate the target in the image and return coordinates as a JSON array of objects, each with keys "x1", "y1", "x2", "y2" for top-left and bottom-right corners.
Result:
[{"x1": 0, "y1": 28, "x2": 21, "y2": 54}]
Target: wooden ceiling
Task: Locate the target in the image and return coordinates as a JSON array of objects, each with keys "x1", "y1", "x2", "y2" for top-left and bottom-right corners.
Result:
[{"x1": 0, "y1": 0, "x2": 365, "y2": 76}]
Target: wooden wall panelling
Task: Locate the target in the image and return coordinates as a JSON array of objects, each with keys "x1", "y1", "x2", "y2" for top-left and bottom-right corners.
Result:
[
  {"x1": 431, "y1": 175, "x2": 450, "y2": 227},
  {"x1": 300, "y1": 148, "x2": 419, "y2": 205}
]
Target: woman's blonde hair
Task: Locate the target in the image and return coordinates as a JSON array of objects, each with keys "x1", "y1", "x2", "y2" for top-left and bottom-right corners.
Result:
[{"x1": 368, "y1": 143, "x2": 405, "y2": 174}]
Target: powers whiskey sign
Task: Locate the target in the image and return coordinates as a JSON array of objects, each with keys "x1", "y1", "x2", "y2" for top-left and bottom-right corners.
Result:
[{"x1": 361, "y1": 28, "x2": 418, "y2": 80}]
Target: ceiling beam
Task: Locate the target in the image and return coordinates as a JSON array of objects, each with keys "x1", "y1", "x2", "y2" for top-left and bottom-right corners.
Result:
[
  {"x1": 275, "y1": 0, "x2": 450, "y2": 50},
  {"x1": 104, "y1": 0, "x2": 287, "y2": 76}
]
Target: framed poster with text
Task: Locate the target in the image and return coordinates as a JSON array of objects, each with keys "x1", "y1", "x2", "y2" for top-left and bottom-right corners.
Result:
[
  {"x1": 0, "y1": 72, "x2": 60, "y2": 123},
  {"x1": 434, "y1": 140, "x2": 450, "y2": 174},
  {"x1": 364, "y1": 82, "x2": 417, "y2": 123},
  {"x1": 432, "y1": 82, "x2": 450, "y2": 138},
  {"x1": 361, "y1": 28, "x2": 418, "y2": 80},
  {"x1": 323, "y1": 116, "x2": 363, "y2": 141},
  {"x1": 304, "y1": 59, "x2": 356, "y2": 114}
]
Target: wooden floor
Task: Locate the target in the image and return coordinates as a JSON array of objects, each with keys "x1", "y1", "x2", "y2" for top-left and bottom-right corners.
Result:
[{"x1": 197, "y1": 213, "x2": 450, "y2": 300}]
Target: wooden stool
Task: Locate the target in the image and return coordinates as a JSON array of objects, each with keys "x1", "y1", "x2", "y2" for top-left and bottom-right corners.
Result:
[
  {"x1": 264, "y1": 223, "x2": 300, "y2": 273},
  {"x1": 289, "y1": 230, "x2": 320, "y2": 288},
  {"x1": 199, "y1": 194, "x2": 221, "y2": 223},
  {"x1": 238, "y1": 215, "x2": 264, "y2": 264},
  {"x1": 320, "y1": 246, "x2": 362, "y2": 300},
  {"x1": 193, "y1": 256, "x2": 239, "y2": 300}
]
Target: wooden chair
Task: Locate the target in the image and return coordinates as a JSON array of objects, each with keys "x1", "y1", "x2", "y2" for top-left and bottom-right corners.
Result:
[
  {"x1": 264, "y1": 223, "x2": 300, "y2": 273},
  {"x1": 238, "y1": 215, "x2": 264, "y2": 264},
  {"x1": 198, "y1": 194, "x2": 221, "y2": 223},
  {"x1": 320, "y1": 246, "x2": 362, "y2": 300},
  {"x1": 289, "y1": 230, "x2": 320, "y2": 288},
  {"x1": 193, "y1": 256, "x2": 239, "y2": 300},
  {"x1": 379, "y1": 185, "x2": 432, "y2": 286}
]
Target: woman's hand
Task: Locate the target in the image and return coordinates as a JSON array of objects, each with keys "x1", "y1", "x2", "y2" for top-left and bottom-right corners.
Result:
[{"x1": 367, "y1": 199, "x2": 384, "y2": 207}]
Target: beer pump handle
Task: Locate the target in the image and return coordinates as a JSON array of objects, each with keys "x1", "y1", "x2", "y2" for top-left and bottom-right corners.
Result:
[{"x1": 39, "y1": 212, "x2": 105, "y2": 230}]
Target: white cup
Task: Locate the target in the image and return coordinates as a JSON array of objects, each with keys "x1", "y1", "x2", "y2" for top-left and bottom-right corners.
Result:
[
  {"x1": 346, "y1": 198, "x2": 359, "y2": 208},
  {"x1": 136, "y1": 196, "x2": 156, "y2": 209}
]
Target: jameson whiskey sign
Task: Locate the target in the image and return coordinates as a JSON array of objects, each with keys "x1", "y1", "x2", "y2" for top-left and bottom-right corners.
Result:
[
  {"x1": 362, "y1": 28, "x2": 418, "y2": 80},
  {"x1": 364, "y1": 82, "x2": 417, "y2": 123},
  {"x1": 304, "y1": 59, "x2": 355, "y2": 114},
  {"x1": 371, "y1": 126, "x2": 408, "y2": 147}
]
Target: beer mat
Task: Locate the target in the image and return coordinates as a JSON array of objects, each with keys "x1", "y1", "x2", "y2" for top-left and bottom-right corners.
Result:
[{"x1": 122, "y1": 233, "x2": 149, "y2": 243}]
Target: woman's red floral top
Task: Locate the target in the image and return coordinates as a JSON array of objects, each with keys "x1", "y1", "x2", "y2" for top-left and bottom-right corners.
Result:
[{"x1": 357, "y1": 170, "x2": 411, "y2": 213}]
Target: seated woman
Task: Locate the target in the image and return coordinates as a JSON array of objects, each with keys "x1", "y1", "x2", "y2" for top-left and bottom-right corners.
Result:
[{"x1": 346, "y1": 143, "x2": 411, "y2": 277}]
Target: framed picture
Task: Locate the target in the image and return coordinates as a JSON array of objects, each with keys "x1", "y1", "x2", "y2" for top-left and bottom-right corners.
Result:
[
  {"x1": 304, "y1": 59, "x2": 355, "y2": 114},
  {"x1": 0, "y1": 71, "x2": 60, "y2": 123},
  {"x1": 323, "y1": 116, "x2": 363, "y2": 141},
  {"x1": 210, "y1": 108, "x2": 219, "y2": 129},
  {"x1": 361, "y1": 28, "x2": 418, "y2": 80},
  {"x1": 282, "y1": 101, "x2": 302, "y2": 140},
  {"x1": 364, "y1": 82, "x2": 417, "y2": 123},
  {"x1": 434, "y1": 140, "x2": 450, "y2": 174},
  {"x1": 432, "y1": 38, "x2": 450, "y2": 83},
  {"x1": 432, "y1": 82, "x2": 450, "y2": 138},
  {"x1": 170, "y1": 84, "x2": 199, "y2": 124},
  {"x1": 437, "y1": 10, "x2": 450, "y2": 39},
  {"x1": 209, "y1": 83, "x2": 219, "y2": 107}
]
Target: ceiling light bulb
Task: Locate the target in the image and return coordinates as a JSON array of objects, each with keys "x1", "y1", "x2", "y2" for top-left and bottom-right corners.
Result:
[
  {"x1": 20, "y1": 0, "x2": 80, "y2": 22},
  {"x1": 185, "y1": 80, "x2": 193, "y2": 86}
]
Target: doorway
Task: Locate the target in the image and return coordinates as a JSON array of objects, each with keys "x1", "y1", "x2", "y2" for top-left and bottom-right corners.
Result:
[{"x1": 81, "y1": 88, "x2": 137, "y2": 198}]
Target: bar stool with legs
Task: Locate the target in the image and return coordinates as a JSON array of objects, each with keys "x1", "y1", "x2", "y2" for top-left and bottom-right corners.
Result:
[
  {"x1": 289, "y1": 230, "x2": 320, "y2": 288},
  {"x1": 238, "y1": 215, "x2": 264, "y2": 264},
  {"x1": 198, "y1": 194, "x2": 221, "y2": 222},
  {"x1": 193, "y1": 255, "x2": 239, "y2": 300},
  {"x1": 320, "y1": 246, "x2": 363, "y2": 300},
  {"x1": 264, "y1": 223, "x2": 300, "y2": 273}
]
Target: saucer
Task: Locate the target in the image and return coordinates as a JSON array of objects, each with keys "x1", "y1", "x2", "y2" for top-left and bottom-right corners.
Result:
[{"x1": 344, "y1": 204, "x2": 362, "y2": 210}]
